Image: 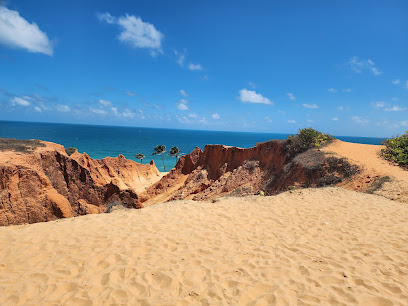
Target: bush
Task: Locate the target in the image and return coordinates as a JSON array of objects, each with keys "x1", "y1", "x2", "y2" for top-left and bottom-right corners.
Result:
[
  {"x1": 65, "y1": 147, "x2": 77, "y2": 156},
  {"x1": 286, "y1": 128, "x2": 334, "y2": 154},
  {"x1": 381, "y1": 132, "x2": 408, "y2": 167},
  {"x1": 0, "y1": 138, "x2": 45, "y2": 153}
]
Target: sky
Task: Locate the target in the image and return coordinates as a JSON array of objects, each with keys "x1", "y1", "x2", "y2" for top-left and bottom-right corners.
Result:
[{"x1": 0, "y1": 0, "x2": 407, "y2": 137}]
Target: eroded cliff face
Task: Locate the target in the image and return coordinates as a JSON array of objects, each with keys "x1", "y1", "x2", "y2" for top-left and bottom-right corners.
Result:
[
  {"x1": 140, "y1": 140, "x2": 358, "y2": 205},
  {"x1": 0, "y1": 140, "x2": 161, "y2": 226}
]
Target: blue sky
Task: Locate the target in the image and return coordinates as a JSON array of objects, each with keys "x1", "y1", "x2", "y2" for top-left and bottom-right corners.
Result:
[{"x1": 0, "y1": 0, "x2": 407, "y2": 137}]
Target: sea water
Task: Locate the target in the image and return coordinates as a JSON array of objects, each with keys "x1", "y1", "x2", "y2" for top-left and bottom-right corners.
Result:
[{"x1": 0, "y1": 121, "x2": 385, "y2": 172}]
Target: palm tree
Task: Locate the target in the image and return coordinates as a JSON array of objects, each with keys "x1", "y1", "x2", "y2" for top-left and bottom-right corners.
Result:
[
  {"x1": 135, "y1": 153, "x2": 145, "y2": 164},
  {"x1": 152, "y1": 145, "x2": 167, "y2": 171},
  {"x1": 168, "y1": 146, "x2": 182, "y2": 163}
]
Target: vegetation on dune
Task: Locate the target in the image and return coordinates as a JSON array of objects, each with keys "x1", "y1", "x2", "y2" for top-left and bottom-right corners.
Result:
[
  {"x1": 65, "y1": 147, "x2": 77, "y2": 156},
  {"x1": 365, "y1": 176, "x2": 392, "y2": 194},
  {"x1": 286, "y1": 128, "x2": 335, "y2": 154},
  {"x1": 135, "y1": 153, "x2": 145, "y2": 164},
  {"x1": 0, "y1": 138, "x2": 45, "y2": 153},
  {"x1": 381, "y1": 132, "x2": 408, "y2": 167},
  {"x1": 152, "y1": 145, "x2": 167, "y2": 171}
]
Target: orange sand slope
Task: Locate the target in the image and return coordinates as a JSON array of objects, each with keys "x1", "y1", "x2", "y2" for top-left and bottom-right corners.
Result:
[
  {"x1": 1, "y1": 187, "x2": 407, "y2": 305},
  {"x1": 324, "y1": 140, "x2": 408, "y2": 204}
]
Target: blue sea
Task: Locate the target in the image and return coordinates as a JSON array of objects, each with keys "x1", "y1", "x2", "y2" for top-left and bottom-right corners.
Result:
[{"x1": 0, "y1": 121, "x2": 385, "y2": 172}]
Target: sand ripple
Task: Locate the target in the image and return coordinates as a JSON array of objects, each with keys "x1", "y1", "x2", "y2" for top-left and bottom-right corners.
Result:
[{"x1": 1, "y1": 187, "x2": 407, "y2": 305}]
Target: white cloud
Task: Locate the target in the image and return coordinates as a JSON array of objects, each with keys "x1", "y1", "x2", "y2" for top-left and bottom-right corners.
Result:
[
  {"x1": 180, "y1": 89, "x2": 188, "y2": 97},
  {"x1": 332, "y1": 117, "x2": 339, "y2": 121},
  {"x1": 90, "y1": 107, "x2": 108, "y2": 115},
  {"x1": 125, "y1": 90, "x2": 136, "y2": 96},
  {"x1": 348, "y1": 56, "x2": 382, "y2": 75},
  {"x1": 34, "y1": 106, "x2": 42, "y2": 112},
  {"x1": 406, "y1": 80, "x2": 408, "y2": 89},
  {"x1": 99, "y1": 99, "x2": 112, "y2": 107},
  {"x1": 10, "y1": 97, "x2": 30, "y2": 106},
  {"x1": 302, "y1": 103, "x2": 318, "y2": 109},
  {"x1": 288, "y1": 120, "x2": 296, "y2": 124},
  {"x1": 122, "y1": 109, "x2": 138, "y2": 118},
  {"x1": 384, "y1": 105, "x2": 407, "y2": 112},
  {"x1": 55, "y1": 104, "x2": 71, "y2": 112},
  {"x1": 373, "y1": 101, "x2": 387, "y2": 109},
  {"x1": 111, "y1": 107, "x2": 118, "y2": 115},
  {"x1": 248, "y1": 81, "x2": 256, "y2": 89},
  {"x1": 264, "y1": 116, "x2": 272, "y2": 123},
  {"x1": 328, "y1": 88, "x2": 338, "y2": 93},
  {"x1": 338, "y1": 106, "x2": 344, "y2": 111},
  {"x1": 287, "y1": 93, "x2": 296, "y2": 100},
  {"x1": 0, "y1": 6, "x2": 53, "y2": 55},
  {"x1": 212, "y1": 113, "x2": 220, "y2": 119},
  {"x1": 177, "y1": 99, "x2": 189, "y2": 111},
  {"x1": 401, "y1": 121, "x2": 408, "y2": 127},
  {"x1": 392, "y1": 79, "x2": 400, "y2": 85},
  {"x1": 352, "y1": 116, "x2": 369, "y2": 124},
  {"x1": 97, "y1": 12, "x2": 163, "y2": 55},
  {"x1": 188, "y1": 63, "x2": 203, "y2": 71},
  {"x1": 188, "y1": 113, "x2": 197, "y2": 118},
  {"x1": 239, "y1": 89, "x2": 273, "y2": 105},
  {"x1": 343, "y1": 88, "x2": 352, "y2": 93}
]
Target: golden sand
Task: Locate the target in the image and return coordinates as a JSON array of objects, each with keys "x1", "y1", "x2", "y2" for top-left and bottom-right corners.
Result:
[{"x1": 1, "y1": 187, "x2": 407, "y2": 305}]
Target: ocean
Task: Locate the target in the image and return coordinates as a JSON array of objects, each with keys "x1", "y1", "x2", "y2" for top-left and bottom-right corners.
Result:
[{"x1": 0, "y1": 121, "x2": 385, "y2": 172}]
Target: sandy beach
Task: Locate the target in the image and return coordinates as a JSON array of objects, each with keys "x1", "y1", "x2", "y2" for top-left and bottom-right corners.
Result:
[{"x1": 1, "y1": 187, "x2": 407, "y2": 305}]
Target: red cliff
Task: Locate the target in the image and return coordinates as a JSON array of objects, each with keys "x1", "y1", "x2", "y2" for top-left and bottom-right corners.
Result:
[
  {"x1": 0, "y1": 139, "x2": 161, "y2": 226},
  {"x1": 140, "y1": 140, "x2": 358, "y2": 205}
]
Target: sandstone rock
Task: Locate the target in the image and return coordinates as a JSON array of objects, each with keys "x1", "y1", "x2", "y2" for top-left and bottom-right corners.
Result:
[
  {"x1": 141, "y1": 140, "x2": 359, "y2": 205},
  {"x1": 0, "y1": 139, "x2": 161, "y2": 226}
]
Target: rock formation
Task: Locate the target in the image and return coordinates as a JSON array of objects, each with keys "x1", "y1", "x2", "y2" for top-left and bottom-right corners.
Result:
[
  {"x1": 0, "y1": 139, "x2": 161, "y2": 226},
  {"x1": 140, "y1": 140, "x2": 359, "y2": 205}
]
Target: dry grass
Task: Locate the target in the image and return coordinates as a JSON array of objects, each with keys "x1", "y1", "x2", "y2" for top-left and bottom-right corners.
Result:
[{"x1": 0, "y1": 138, "x2": 45, "y2": 153}]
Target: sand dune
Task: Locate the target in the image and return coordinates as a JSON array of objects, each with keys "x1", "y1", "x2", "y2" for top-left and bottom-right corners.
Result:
[
  {"x1": 1, "y1": 187, "x2": 407, "y2": 305},
  {"x1": 325, "y1": 140, "x2": 408, "y2": 204}
]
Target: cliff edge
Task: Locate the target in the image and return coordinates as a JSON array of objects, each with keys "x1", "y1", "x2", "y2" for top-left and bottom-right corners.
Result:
[{"x1": 0, "y1": 138, "x2": 161, "y2": 226}]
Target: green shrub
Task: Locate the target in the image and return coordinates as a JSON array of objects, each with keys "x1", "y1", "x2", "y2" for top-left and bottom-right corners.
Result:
[
  {"x1": 381, "y1": 132, "x2": 408, "y2": 167},
  {"x1": 286, "y1": 128, "x2": 334, "y2": 154},
  {"x1": 65, "y1": 147, "x2": 77, "y2": 156}
]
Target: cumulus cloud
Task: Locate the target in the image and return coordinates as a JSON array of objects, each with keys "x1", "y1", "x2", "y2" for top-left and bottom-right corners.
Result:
[
  {"x1": 124, "y1": 90, "x2": 136, "y2": 96},
  {"x1": 372, "y1": 101, "x2": 387, "y2": 109},
  {"x1": 302, "y1": 103, "x2": 318, "y2": 109},
  {"x1": 188, "y1": 63, "x2": 203, "y2": 71},
  {"x1": 352, "y1": 116, "x2": 369, "y2": 124},
  {"x1": 328, "y1": 88, "x2": 338, "y2": 93},
  {"x1": 10, "y1": 96, "x2": 30, "y2": 106},
  {"x1": 348, "y1": 56, "x2": 382, "y2": 75},
  {"x1": 177, "y1": 99, "x2": 189, "y2": 111},
  {"x1": 332, "y1": 117, "x2": 339, "y2": 121},
  {"x1": 111, "y1": 107, "x2": 118, "y2": 115},
  {"x1": 34, "y1": 106, "x2": 42, "y2": 112},
  {"x1": 372, "y1": 101, "x2": 406, "y2": 112},
  {"x1": 99, "y1": 99, "x2": 112, "y2": 107},
  {"x1": 287, "y1": 93, "x2": 296, "y2": 100},
  {"x1": 239, "y1": 89, "x2": 272, "y2": 105},
  {"x1": 90, "y1": 107, "x2": 108, "y2": 115},
  {"x1": 97, "y1": 12, "x2": 163, "y2": 55},
  {"x1": 392, "y1": 79, "x2": 400, "y2": 85},
  {"x1": 180, "y1": 89, "x2": 188, "y2": 97},
  {"x1": 212, "y1": 113, "x2": 220, "y2": 119},
  {"x1": 384, "y1": 105, "x2": 407, "y2": 112},
  {"x1": 0, "y1": 6, "x2": 53, "y2": 55},
  {"x1": 248, "y1": 81, "x2": 256, "y2": 89},
  {"x1": 288, "y1": 120, "x2": 296, "y2": 124},
  {"x1": 55, "y1": 104, "x2": 70, "y2": 112}
]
